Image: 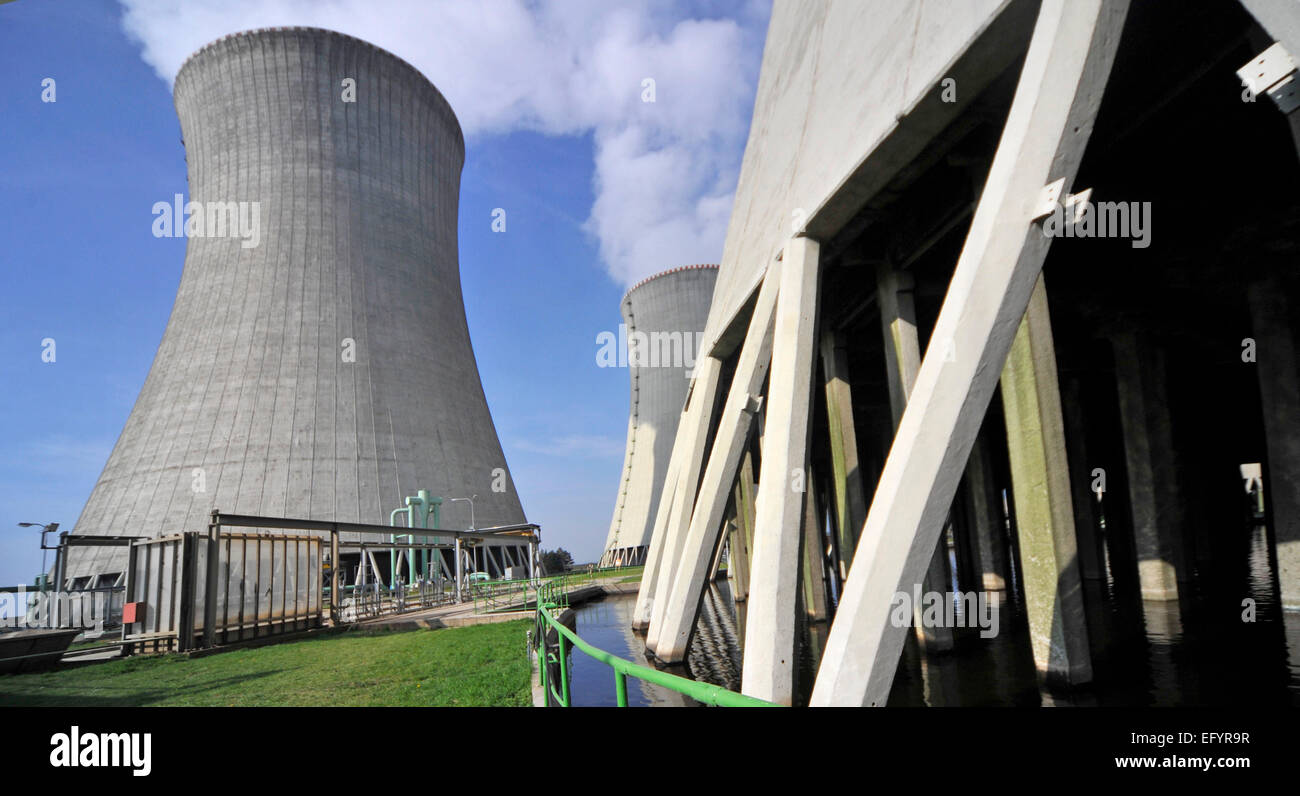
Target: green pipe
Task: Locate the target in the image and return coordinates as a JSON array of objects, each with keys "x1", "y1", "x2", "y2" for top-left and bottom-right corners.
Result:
[
  {"x1": 395, "y1": 490, "x2": 445, "y2": 584},
  {"x1": 540, "y1": 643, "x2": 549, "y2": 706},
  {"x1": 558, "y1": 634, "x2": 570, "y2": 707},
  {"x1": 427, "y1": 498, "x2": 442, "y2": 580},
  {"x1": 413, "y1": 490, "x2": 429, "y2": 578},
  {"x1": 615, "y1": 670, "x2": 628, "y2": 707},
  {"x1": 389, "y1": 507, "x2": 410, "y2": 589},
  {"x1": 435, "y1": 500, "x2": 446, "y2": 584}
]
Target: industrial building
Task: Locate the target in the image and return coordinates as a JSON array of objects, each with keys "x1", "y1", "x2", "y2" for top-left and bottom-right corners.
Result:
[
  {"x1": 636, "y1": 0, "x2": 1300, "y2": 706},
  {"x1": 601, "y1": 265, "x2": 718, "y2": 567},
  {"x1": 64, "y1": 27, "x2": 532, "y2": 589}
]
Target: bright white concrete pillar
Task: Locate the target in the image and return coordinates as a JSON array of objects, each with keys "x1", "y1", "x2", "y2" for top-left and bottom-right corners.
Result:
[
  {"x1": 633, "y1": 355, "x2": 723, "y2": 631},
  {"x1": 740, "y1": 237, "x2": 821, "y2": 704},
  {"x1": 632, "y1": 464, "x2": 677, "y2": 627},
  {"x1": 650, "y1": 264, "x2": 782, "y2": 659}
]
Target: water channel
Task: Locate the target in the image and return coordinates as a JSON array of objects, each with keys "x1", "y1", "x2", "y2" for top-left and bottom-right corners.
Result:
[{"x1": 566, "y1": 521, "x2": 1300, "y2": 706}]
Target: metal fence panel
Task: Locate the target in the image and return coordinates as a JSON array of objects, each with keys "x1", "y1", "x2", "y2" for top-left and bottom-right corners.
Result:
[{"x1": 123, "y1": 531, "x2": 322, "y2": 651}]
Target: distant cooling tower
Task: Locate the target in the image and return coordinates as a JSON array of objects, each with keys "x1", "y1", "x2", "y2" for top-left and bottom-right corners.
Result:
[
  {"x1": 601, "y1": 265, "x2": 719, "y2": 567},
  {"x1": 68, "y1": 28, "x2": 527, "y2": 581}
]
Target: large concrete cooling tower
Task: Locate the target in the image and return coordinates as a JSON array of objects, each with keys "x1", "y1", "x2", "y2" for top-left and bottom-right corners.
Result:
[
  {"x1": 69, "y1": 27, "x2": 526, "y2": 580},
  {"x1": 601, "y1": 265, "x2": 718, "y2": 567}
]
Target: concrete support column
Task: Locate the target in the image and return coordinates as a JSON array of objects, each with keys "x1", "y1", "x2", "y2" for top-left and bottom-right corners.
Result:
[
  {"x1": 329, "y1": 530, "x2": 340, "y2": 623},
  {"x1": 962, "y1": 426, "x2": 1011, "y2": 591},
  {"x1": 950, "y1": 512, "x2": 982, "y2": 597},
  {"x1": 633, "y1": 473, "x2": 677, "y2": 625},
  {"x1": 821, "y1": 330, "x2": 868, "y2": 580},
  {"x1": 728, "y1": 454, "x2": 755, "y2": 602},
  {"x1": 813, "y1": 0, "x2": 1128, "y2": 707},
  {"x1": 1112, "y1": 331, "x2": 1189, "y2": 601},
  {"x1": 633, "y1": 355, "x2": 724, "y2": 631},
  {"x1": 801, "y1": 472, "x2": 830, "y2": 624},
  {"x1": 651, "y1": 267, "x2": 782, "y2": 658},
  {"x1": 999, "y1": 275, "x2": 1092, "y2": 685},
  {"x1": 1061, "y1": 373, "x2": 1106, "y2": 580},
  {"x1": 916, "y1": 530, "x2": 956, "y2": 653},
  {"x1": 877, "y1": 261, "x2": 919, "y2": 427},
  {"x1": 877, "y1": 261, "x2": 954, "y2": 653},
  {"x1": 709, "y1": 515, "x2": 730, "y2": 581},
  {"x1": 1248, "y1": 278, "x2": 1300, "y2": 609},
  {"x1": 742, "y1": 237, "x2": 822, "y2": 704},
  {"x1": 454, "y1": 538, "x2": 463, "y2": 603}
]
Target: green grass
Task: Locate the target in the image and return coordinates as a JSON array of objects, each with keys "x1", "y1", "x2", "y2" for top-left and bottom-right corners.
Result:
[{"x1": 0, "y1": 621, "x2": 532, "y2": 707}]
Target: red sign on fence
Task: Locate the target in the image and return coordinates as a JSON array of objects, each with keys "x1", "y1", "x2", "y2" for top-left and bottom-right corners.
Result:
[{"x1": 122, "y1": 602, "x2": 143, "y2": 624}]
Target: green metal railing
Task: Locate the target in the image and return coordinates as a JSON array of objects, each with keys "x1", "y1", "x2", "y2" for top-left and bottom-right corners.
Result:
[
  {"x1": 470, "y1": 568, "x2": 628, "y2": 613},
  {"x1": 470, "y1": 577, "x2": 533, "y2": 612},
  {"x1": 469, "y1": 571, "x2": 585, "y2": 613},
  {"x1": 532, "y1": 589, "x2": 778, "y2": 708}
]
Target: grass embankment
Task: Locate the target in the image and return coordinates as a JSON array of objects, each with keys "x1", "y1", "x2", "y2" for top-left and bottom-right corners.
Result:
[{"x1": 0, "y1": 621, "x2": 532, "y2": 707}]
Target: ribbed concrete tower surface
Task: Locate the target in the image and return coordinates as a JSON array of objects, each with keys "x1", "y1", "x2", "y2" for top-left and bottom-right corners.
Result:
[
  {"x1": 70, "y1": 28, "x2": 525, "y2": 578},
  {"x1": 601, "y1": 265, "x2": 719, "y2": 566}
]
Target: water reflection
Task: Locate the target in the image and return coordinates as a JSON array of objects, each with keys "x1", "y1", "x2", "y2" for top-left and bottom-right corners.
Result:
[
  {"x1": 891, "y1": 520, "x2": 1300, "y2": 706},
  {"x1": 684, "y1": 581, "x2": 745, "y2": 693},
  {"x1": 565, "y1": 580, "x2": 750, "y2": 706},
  {"x1": 574, "y1": 519, "x2": 1299, "y2": 707},
  {"x1": 567, "y1": 593, "x2": 695, "y2": 706},
  {"x1": 671, "y1": 523, "x2": 1297, "y2": 705}
]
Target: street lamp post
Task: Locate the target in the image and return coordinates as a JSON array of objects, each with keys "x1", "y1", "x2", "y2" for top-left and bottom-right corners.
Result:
[
  {"x1": 447, "y1": 496, "x2": 476, "y2": 532},
  {"x1": 17, "y1": 522, "x2": 59, "y2": 593},
  {"x1": 447, "y1": 496, "x2": 476, "y2": 598}
]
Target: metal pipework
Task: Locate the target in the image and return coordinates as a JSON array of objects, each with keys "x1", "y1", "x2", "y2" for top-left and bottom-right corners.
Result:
[{"x1": 389, "y1": 490, "x2": 444, "y2": 588}]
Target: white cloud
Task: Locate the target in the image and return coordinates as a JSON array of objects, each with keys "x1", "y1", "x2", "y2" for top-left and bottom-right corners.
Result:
[{"x1": 117, "y1": 0, "x2": 768, "y2": 287}]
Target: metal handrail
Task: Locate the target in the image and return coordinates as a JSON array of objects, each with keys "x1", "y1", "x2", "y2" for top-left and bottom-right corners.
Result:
[
  {"x1": 467, "y1": 566, "x2": 637, "y2": 612},
  {"x1": 471, "y1": 579, "x2": 532, "y2": 612},
  {"x1": 533, "y1": 599, "x2": 778, "y2": 708}
]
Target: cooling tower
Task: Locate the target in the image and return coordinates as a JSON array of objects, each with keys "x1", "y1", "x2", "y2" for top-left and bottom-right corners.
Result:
[
  {"x1": 601, "y1": 265, "x2": 719, "y2": 567},
  {"x1": 68, "y1": 27, "x2": 527, "y2": 580}
]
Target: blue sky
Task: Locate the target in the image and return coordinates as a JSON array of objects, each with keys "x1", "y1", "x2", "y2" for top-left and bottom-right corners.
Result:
[{"x1": 0, "y1": 0, "x2": 768, "y2": 585}]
